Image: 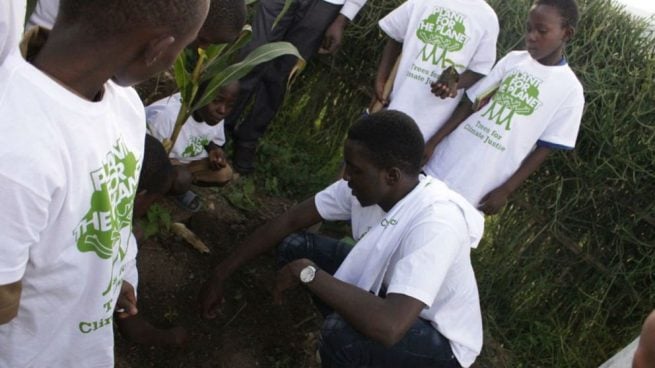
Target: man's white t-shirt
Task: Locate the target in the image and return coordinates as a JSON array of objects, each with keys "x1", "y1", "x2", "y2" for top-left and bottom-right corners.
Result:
[
  {"x1": 0, "y1": 52, "x2": 144, "y2": 367},
  {"x1": 426, "y1": 51, "x2": 585, "y2": 206},
  {"x1": 379, "y1": 0, "x2": 499, "y2": 141},
  {"x1": 315, "y1": 179, "x2": 483, "y2": 367},
  {"x1": 0, "y1": 0, "x2": 27, "y2": 63},
  {"x1": 26, "y1": 0, "x2": 59, "y2": 29},
  {"x1": 146, "y1": 93, "x2": 226, "y2": 163}
]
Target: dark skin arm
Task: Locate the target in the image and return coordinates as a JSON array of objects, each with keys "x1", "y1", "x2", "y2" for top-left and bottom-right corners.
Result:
[
  {"x1": 430, "y1": 70, "x2": 485, "y2": 99},
  {"x1": 198, "y1": 197, "x2": 322, "y2": 319},
  {"x1": 319, "y1": 14, "x2": 350, "y2": 55},
  {"x1": 478, "y1": 146, "x2": 551, "y2": 215},
  {"x1": 275, "y1": 259, "x2": 426, "y2": 347},
  {"x1": 0, "y1": 281, "x2": 22, "y2": 324},
  {"x1": 374, "y1": 38, "x2": 403, "y2": 105},
  {"x1": 422, "y1": 96, "x2": 475, "y2": 165}
]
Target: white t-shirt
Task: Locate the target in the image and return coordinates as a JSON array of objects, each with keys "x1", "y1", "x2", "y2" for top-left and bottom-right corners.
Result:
[
  {"x1": 426, "y1": 51, "x2": 585, "y2": 206},
  {"x1": 379, "y1": 0, "x2": 499, "y2": 141},
  {"x1": 146, "y1": 93, "x2": 226, "y2": 164},
  {"x1": 315, "y1": 179, "x2": 483, "y2": 367},
  {"x1": 0, "y1": 51, "x2": 145, "y2": 368},
  {"x1": 0, "y1": 0, "x2": 27, "y2": 63},
  {"x1": 26, "y1": 0, "x2": 59, "y2": 30}
]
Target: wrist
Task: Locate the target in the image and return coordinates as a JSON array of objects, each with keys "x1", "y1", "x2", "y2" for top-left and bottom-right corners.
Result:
[
  {"x1": 333, "y1": 14, "x2": 349, "y2": 27},
  {"x1": 290, "y1": 259, "x2": 315, "y2": 278}
]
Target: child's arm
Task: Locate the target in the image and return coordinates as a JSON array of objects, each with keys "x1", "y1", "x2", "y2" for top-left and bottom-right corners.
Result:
[
  {"x1": 0, "y1": 281, "x2": 21, "y2": 324},
  {"x1": 478, "y1": 146, "x2": 551, "y2": 215},
  {"x1": 422, "y1": 96, "x2": 475, "y2": 165},
  {"x1": 430, "y1": 70, "x2": 485, "y2": 99},
  {"x1": 205, "y1": 142, "x2": 226, "y2": 170},
  {"x1": 374, "y1": 38, "x2": 402, "y2": 106}
]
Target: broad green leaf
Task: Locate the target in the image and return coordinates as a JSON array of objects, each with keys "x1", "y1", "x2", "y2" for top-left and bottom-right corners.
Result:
[
  {"x1": 192, "y1": 41, "x2": 305, "y2": 110},
  {"x1": 201, "y1": 26, "x2": 254, "y2": 83},
  {"x1": 245, "y1": 0, "x2": 257, "y2": 5}
]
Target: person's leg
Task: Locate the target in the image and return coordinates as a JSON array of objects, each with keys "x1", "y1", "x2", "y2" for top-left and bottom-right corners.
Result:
[
  {"x1": 230, "y1": 0, "x2": 341, "y2": 173},
  {"x1": 319, "y1": 314, "x2": 461, "y2": 368},
  {"x1": 276, "y1": 231, "x2": 353, "y2": 316},
  {"x1": 224, "y1": 0, "x2": 301, "y2": 141},
  {"x1": 276, "y1": 231, "x2": 353, "y2": 275}
]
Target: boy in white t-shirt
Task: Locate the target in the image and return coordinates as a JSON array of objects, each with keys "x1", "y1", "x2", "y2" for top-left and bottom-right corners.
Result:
[
  {"x1": 0, "y1": 0, "x2": 209, "y2": 366},
  {"x1": 374, "y1": 0, "x2": 499, "y2": 141},
  {"x1": 200, "y1": 110, "x2": 486, "y2": 367},
  {"x1": 0, "y1": 0, "x2": 27, "y2": 63},
  {"x1": 147, "y1": 81, "x2": 240, "y2": 187},
  {"x1": 424, "y1": 0, "x2": 584, "y2": 215},
  {"x1": 148, "y1": 81, "x2": 239, "y2": 211}
]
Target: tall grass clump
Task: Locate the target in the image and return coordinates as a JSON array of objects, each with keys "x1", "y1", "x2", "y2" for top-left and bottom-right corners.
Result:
[{"x1": 255, "y1": 0, "x2": 654, "y2": 366}]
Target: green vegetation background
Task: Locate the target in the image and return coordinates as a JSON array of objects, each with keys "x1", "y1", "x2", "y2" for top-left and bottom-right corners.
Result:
[
  {"x1": 254, "y1": 0, "x2": 655, "y2": 366},
  {"x1": 22, "y1": 0, "x2": 654, "y2": 365}
]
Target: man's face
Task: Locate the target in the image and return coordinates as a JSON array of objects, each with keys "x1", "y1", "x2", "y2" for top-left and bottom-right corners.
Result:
[{"x1": 342, "y1": 140, "x2": 389, "y2": 207}]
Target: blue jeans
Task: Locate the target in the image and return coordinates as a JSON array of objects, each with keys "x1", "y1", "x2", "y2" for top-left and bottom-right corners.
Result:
[{"x1": 277, "y1": 232, "x2": 462, "y2": 368}]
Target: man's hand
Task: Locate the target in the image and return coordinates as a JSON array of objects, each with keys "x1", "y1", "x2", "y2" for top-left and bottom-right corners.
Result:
[
  {"x1": 115, "y1": 281, "x2": 138, "y2": 319},
  {"x1": 273, "y1": 259, "x2": 314, "y2": 304},
  {"x1": 478, "y1": 186, "x2": 511, "y2": 215},
  {"x1": 319, "y1": 15, "x2": 348, "y2": 55},
  {"x1": 208, "y1": 147, "x2": 227, "y2": 170},
  {"x1": 198, "y1": 272, "x2": 227, "y2": 319}
]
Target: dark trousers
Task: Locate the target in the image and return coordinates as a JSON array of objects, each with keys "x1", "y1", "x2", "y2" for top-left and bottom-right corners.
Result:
[
  {"x1": 276, "y1": 232, "x2": 462, "y2": 368},
  {"x1": 225, "y1": 0, "x2": 341, "y2": 146}
]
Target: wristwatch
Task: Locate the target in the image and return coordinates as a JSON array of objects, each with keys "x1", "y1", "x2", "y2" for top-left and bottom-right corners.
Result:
[{"x1": 299, "y1": 265, "x2": 318, "y2": 284}]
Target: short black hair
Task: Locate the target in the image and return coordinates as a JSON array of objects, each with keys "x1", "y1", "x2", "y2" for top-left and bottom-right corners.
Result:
[
  {"x1": 200, "y1": 0, "x2": 247, "y2": 41},
  {"x1": 534, "y1": 0, "x2": 579, "y2": 28},
  {"x1": 347, "y1": 110, "x2": 424, "y2": 175},
  {"x1": 139, "y1": 134, "x2": 175, "y2": 194},
  {"x1": 58, "y1": 0, "x2": 208, "y2": 37}
]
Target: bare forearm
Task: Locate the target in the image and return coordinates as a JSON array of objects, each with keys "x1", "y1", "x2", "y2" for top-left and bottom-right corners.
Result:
[
  {"x1": 0, "y1": 280, "x2": 22, "y2": 324},
  {"x1": 306, "y1": 269, "x2": 423, "y2": 347},
  {"x1": 215, "y1": 199, "x2": 320, "y2": 278},
  {"x1": 376, "y1": 39, "x2": 402, "y2": 87},
  {"x1": 499, "y1": 146, "x2": 551, "y2": 194},
  {"x1": 458, "y1": 70, "x2": 484, "y2": 90}
]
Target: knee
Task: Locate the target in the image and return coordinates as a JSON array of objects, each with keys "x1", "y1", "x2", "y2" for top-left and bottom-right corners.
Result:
[
  {"x1": 276, "y1": 232, "x2": 308, "y2": 268},
  {"x1": 319, "y1": 313, "x2": 359, "y2": 366}
]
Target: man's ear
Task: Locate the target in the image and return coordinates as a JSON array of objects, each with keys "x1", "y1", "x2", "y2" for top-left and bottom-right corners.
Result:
[
  {"x1": 385, "y1": 167, "x2": 401, "y2": 185},
  {"x1": 144, "y1": 35, "x2": 176, "y2": 66}
]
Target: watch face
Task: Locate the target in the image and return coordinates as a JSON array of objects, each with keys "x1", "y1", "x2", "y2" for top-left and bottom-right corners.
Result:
[{"x1": 300, "y1": 265, "x2": 316, "y2": 283}]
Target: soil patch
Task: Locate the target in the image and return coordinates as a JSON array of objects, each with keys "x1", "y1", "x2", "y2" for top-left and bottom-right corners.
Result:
[{"x1": 115, "y1": 186, "x2": 322, "y2": 368}]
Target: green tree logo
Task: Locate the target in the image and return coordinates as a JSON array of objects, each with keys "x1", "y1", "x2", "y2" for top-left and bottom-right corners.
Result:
[
  {"x1": 481, "y1": 71, "x2": 543, "y2": 131},
  {"x1": 182, "y1": 136, "x2": 210, "y2": 158},
  {"x1": 74, "y1": 138, "x2": 139, "y2": 259},
  {"x1": 416, "y1": 7, "x2": 469, "y2": 67}
]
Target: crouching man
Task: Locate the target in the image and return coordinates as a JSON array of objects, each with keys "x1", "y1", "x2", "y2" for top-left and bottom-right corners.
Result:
[{"x1": 199, "y1": 110, "x2": 485, "y2": 367}]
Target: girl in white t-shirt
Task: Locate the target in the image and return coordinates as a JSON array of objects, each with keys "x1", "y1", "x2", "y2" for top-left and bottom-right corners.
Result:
[{"x1": 424, "y1": 0, "x2": 584, "y2": 215}]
